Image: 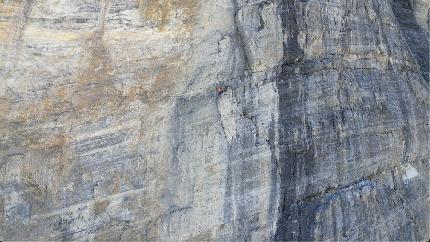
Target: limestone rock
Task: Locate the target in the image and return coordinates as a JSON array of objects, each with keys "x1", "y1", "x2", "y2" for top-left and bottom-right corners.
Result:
[{"x1": 0, "y1": 0, "x2": 428, "y2": 240}]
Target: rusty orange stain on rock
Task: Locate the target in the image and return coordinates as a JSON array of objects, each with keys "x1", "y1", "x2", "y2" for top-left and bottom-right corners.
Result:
[
  {"x1": 1, "y1": 0, "x2": 35, "y2": 45},
  {"x1": 132, "y1": 54, "x2": 187, "y2": 109},
  {"x1": 93, "y1": 199, "x2": 110, "y2": 215},
  {"x1": 138, "y1": 0, "x2": 199, "y2": 32},
  {"x1": 28, "y1": 134, "x2": 71, "y2": 151}
]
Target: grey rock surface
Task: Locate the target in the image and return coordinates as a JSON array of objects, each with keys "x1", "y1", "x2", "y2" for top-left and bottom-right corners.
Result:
[{"x1": 0, "y1": 0, "x2": 428, "y2": 241}]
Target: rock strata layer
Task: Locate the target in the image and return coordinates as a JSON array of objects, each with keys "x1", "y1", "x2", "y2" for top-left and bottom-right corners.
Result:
[{"x1": 0, "y1": 0, "x2": 429, "y2": 240}]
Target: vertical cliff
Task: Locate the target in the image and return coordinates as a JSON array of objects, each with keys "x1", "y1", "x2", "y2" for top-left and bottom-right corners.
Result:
[{"x1": 0, "y1": 0, "x2": 428, "y2": 240}]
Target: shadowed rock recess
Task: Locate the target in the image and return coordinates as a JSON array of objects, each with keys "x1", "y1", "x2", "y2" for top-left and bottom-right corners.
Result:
[{"x1": 0, "y1": 0, "x2": 428, "y2": 241}]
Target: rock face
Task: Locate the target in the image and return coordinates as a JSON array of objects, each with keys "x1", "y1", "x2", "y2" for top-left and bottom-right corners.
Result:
[{"x1": 0, "y1": 0, "x2": 428, "y2": 241}]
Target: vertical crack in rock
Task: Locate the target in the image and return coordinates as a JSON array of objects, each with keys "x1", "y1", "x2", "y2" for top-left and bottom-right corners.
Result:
[
  {"x1": 231, "y1": 0, "x2": 252, "y2": 72},
  {"x1": 391, "y1": 0, "x2": 429, "y2": 82},
  {"x1": 97, "y1": 0, "x2": 110, "y2": 34},
  {"x1": 75, "y1": 0, "x2": 119, "y2": 107},
  {"x1": 2, "y1": 0, "x2": 35, "y2": 72},
  {"x1": 267, "y1": 114, "x2": 281, "y2": 238},
  {"x1": 12, "y1": 0, "x2": 34, "y2": 46}
]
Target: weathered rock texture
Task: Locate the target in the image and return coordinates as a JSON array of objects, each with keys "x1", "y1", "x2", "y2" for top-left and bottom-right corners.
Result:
[{"x1": 0, "y1": 0, "x2": 429, "y2": 241}]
